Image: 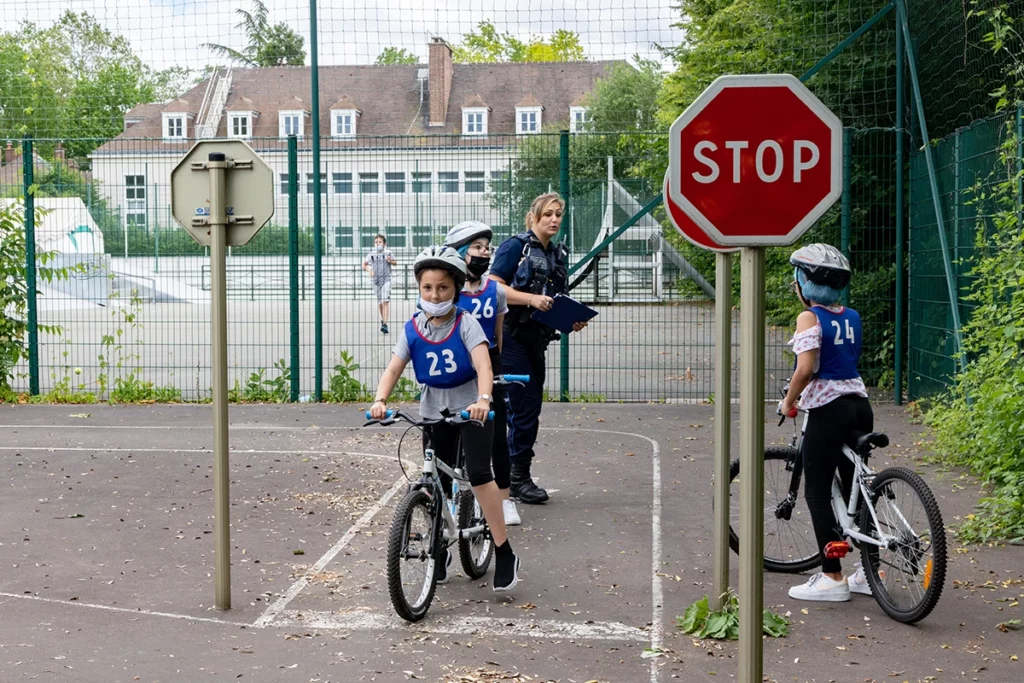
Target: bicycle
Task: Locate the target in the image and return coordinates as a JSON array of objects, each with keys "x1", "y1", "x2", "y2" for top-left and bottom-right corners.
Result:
[
  {"x1": 727, "y1": 379, "x2": 947, "y2": 624},
  {"x1": 363, "y1": 374, "x2": 529, "y2": 622}
]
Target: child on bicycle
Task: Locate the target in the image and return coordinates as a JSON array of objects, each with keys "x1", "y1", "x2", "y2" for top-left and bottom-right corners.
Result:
[
  {"x1": 780, "y1": 243, "x2": 873, "y2": 602},
  {"x1": 368, "y1": 245, "x2": 521, "y2": 592},
  {"x1": 444, "y1": 221, "x2": 520, "y2": 528}
]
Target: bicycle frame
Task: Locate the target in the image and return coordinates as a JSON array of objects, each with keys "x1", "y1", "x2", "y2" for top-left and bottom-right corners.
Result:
[{"x1": 417, "y1": 447, "x2": 486, "y2": 544}]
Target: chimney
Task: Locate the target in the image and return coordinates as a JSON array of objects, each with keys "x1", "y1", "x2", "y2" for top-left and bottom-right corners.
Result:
[
  {"x1": 428, "y1": 37, "x2": 453, "y2": 127},
  {"x1": 4, "y1": 141, "x2": 14, "y2": 165},
  {"x1": 55, "y1": 142, "x2": 65, "y2": 162}
]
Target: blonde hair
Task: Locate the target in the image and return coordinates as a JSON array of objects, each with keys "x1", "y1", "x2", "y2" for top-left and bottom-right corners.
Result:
[{"x1": 525, "y1": 192, "x2": 565, "y2": 231}]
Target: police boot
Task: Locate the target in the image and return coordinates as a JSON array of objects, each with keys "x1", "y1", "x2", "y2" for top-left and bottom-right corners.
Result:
[{"x1": 510, "y1": 458, "x2": 549, "y2": 504}]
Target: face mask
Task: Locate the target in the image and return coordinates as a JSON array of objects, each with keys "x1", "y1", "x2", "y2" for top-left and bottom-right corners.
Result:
[
  {"x1": 418, "y1": 297, "x2": 454, "y2": 317},
  {"x1": 466, "y1": 255, "x2": 490, "y2": 280},
  {"x1": 375, "y1": 245, "x2": 384, "y2": 253}
]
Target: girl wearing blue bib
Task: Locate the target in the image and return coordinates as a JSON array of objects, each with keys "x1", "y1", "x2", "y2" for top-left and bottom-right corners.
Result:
[
  {"x1": 369, "y1": 245, "x2": 521, "y2": 592},
  {"x1": 445, "y1": 221, "x2": 519, "y2": 527},
  {"x1": 781, "y1": 244, "x2": 873, "y2": 604}
]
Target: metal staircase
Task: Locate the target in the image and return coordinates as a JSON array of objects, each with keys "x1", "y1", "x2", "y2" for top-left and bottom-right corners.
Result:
[{"x1": 195, "y1": 67, "x2": 233, "y2": 139}]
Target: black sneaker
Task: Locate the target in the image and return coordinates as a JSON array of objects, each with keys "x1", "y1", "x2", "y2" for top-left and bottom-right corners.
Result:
[
  {"x1": 493, "y1": 551, "x2": 520, "y2": 592},
  {"x1": 381, "y1": 323, "x2": 389, "y2": 334},
  {"x1": 435, "y1": 549, "x2": 452, "y2": 585},
  {"x1": 511, "y1": 479, "x2": 549, "y2": 505}
]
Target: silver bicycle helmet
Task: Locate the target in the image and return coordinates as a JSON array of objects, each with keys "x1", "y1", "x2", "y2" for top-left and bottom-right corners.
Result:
[
  {"x1": 789, "y1": 243, "x2": 851, "y2": 290},
  {"x1": 413, "y1": 245, "x2": 468, "y2": 293},
  {"x1": 444, "y1": 221, "x2": 493, "y2": 251}
]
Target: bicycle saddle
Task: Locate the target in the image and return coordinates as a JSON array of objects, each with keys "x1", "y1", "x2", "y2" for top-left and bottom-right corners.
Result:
[{"x1": 850, "y1": 431, "x2": 889, "y2": 453}]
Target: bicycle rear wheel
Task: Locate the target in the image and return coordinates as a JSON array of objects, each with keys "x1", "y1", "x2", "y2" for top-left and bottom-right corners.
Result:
[
  {"x1": 859, "y1": 466, "x2": 946, "y2": 624},
  {"x1": 729, "y1": 446, "x2": 821, "y2": 573},
  {"x1": 386, "y1": 488, "x2": 441, "y2": 622},
  {"x1": 458, "y1": 489, "x2": 493, "y2": 579}
]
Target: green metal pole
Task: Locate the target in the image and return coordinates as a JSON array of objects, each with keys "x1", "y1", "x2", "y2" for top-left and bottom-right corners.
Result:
[
  {"x1": 288, "y1": 136, "x2": 300, "y2": 402},
  {"x1": 841, "y1": 128, "x2": 852, "y2": 307},
  {"x1": 153, "y1": 170, "x2": 160, "y2": 274},
  {"x1": 23, "y1": 136, "x2": 39, "y2": 395},
  {"x1": 895, "y1": 19, "x2": 905, "y2": 405},
  {"x1": 1017, "y1": 105, "x2": 1023, "y2": 237},
  {"x1": 310, "y1": 0, "x2": 324, "y2": 402},
  {"x1": 896, "y1": 0, "x2": 966, "y2": 372},
  {"x1": 559, "y1": 130, "x2": 570, "y2": 402}
]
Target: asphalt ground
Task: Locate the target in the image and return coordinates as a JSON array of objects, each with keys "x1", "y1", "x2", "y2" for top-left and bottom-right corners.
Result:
[{"x1": 0, "y1": 402, "x2": 1021, "y2": 683}]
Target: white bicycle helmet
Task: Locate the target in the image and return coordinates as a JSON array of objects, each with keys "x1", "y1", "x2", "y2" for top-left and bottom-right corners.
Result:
[
  {"x1": 413, "y1": 245, "x2": 468, "y2": 293},
  {"x1": 444, "y1": 221, "x2": 493, "y2": 251},
  {"x1": 789, "y1": 243, "x2": 851, "y2": 290}
]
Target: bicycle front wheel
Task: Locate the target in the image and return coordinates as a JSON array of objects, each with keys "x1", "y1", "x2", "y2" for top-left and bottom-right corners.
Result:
[
  {"x1": 458, "y1": 489, "x2": 493, "y2": 579},
  {"x1": 386, "y1": 488, "x2": 441, "y2": 622},
  {"x1": 729, "y1": 446, "x2": 821, "y2": 573},
  {"x1": 859, "y1": 466, "x2": 946, "y2": 624}
]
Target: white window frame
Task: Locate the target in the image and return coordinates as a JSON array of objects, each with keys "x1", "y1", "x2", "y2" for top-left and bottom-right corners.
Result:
[
  {"x1": 332, "y1": 172, "x2": 353, "y2": 195},
  {"x1": 437, "y1": 171, "x2": 460, "y2": 194},
  {"x1": 462, "y1": 107, "x2": 488, "y2": 136},
  {"x1": 516, "y1": 106, "x2": 542, "y2": 135},
  {"x1": 125, "y1": 174, "x2": 146, "y2": 227},
  {"x1": 331, "y1": 109, "x2": 357, "y2": 138},
  {"x1": 229, "y1": 112, "x2": 253, "y2": 139},
  {"x1": 162, "y1": 113, "x2": 187, "y2": 141},
  {"x1": 464, "y1": 171, "x2": 486, "y2": 194},
  {"x1": 279, "y1": 110, "x2": 305, "y2": 138},
  {"x1": 569, "y1": 106, "x2": 589, "y2": 133}
]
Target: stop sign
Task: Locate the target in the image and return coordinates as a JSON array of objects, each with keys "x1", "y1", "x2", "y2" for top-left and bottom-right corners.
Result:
[
  {"x1": 663, "y1": 171, "x2": 737, "y2": 254},
  {"x1": 668, "y1": 74, "x2": 842, "y2": 247}
]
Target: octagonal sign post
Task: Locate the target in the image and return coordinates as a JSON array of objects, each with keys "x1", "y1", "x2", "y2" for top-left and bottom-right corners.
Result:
[{"x1": 667, "y1": 74, "x2": 844, "y2": 683}]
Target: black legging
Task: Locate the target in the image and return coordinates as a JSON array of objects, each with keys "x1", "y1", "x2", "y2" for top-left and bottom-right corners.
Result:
[
  {"x1": 802, "y1": 394, "x2": 874, "y2": 574},
  {"x1": 424, "y1": 418, "x2": 508, "y2": 491}
]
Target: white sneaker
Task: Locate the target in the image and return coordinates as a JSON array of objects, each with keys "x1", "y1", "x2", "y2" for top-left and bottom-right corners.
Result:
[
  {"x1": 788, "y1": 572, "x2": 851, "y2": 602},
  {"x1": 503, "y1": 499, "x2": 521, "y2": 526},
  {"x1": 848, "y1": 562, "x2": 873, "y2": 596}
]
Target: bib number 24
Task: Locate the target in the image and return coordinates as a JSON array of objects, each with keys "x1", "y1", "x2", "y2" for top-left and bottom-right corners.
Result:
[{"x1": 831, "y1": 319, "x2": 856, "y2": 345}]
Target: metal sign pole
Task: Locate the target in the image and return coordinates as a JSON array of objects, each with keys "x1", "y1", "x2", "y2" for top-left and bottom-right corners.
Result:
[
  {"x1": 712, "y1": 250, "x2": 733, "y2": 611},
  {"x1": 207, "y1": 152, "x2": 232, "y2": 610},
  {"x1": 738, "y1": 246, "x2": 766, "y2": 683}
]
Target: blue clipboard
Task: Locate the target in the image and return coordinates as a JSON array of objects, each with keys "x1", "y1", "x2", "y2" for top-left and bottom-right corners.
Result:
[{"x1": 530, "y1": 294, "x2": 598, "y2": 333}]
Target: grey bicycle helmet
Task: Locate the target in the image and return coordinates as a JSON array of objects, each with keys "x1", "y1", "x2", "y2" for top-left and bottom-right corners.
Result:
[
  {"x1": 413, "y1": 245, "x2": 468, "y2": 294},
  {"x1": 789, "y1": 243, "x2": 851, "y2": 290},
  {"x1": 444, "y1": 221, "x2": 493, "y2": 252}
]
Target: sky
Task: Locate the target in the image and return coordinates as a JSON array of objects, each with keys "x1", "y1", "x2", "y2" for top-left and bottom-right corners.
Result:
[{"x1": 1, "y1": 0, "x2": 686, "y2": 70}]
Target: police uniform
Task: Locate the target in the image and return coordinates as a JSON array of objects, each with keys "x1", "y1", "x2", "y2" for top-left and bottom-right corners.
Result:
[{"x1": 490, "y1": 230, "x2": 569, "y2": 504}]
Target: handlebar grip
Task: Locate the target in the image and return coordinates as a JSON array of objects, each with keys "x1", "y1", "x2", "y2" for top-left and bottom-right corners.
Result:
[
  {"x1": 460, "y1": 410, "x2": 495, "y2": 421},
  {"x1": 502, "y1": 374, "x2": 531, "y2": 383},
  {"x1": 787, "y1": 406, "x2": 798, "y2": 418},
  {"x1": 365, "y1": 409, "x2": 396, "y2": 419}
]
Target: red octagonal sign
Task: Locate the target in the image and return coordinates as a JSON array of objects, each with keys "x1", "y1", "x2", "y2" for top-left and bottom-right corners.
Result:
[{"x1": 668, "y1": 74, "x2": 842, "y2": 247}]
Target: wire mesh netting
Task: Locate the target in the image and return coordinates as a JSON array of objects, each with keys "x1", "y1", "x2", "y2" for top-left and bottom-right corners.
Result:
[{"x1": 1, "y1": 1, "x2": 1016, "y2": 403}]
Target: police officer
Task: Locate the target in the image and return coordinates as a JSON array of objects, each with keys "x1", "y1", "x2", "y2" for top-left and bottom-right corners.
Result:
[{"x1": 489, "y1": 193, "x2": 588, "y2": 504}]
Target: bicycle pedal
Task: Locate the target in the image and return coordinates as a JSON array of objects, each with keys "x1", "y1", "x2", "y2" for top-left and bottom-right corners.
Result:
[{"x1": 824, "y1": 541, "x2": 851, "y2": 559}]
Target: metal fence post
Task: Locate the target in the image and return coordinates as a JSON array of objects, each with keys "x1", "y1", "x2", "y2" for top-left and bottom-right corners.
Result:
[
  {"x1": 895, "y1": 19, "x2": 906, "y2": 404},
  {"x1": 841, "y1": 127, "x2": 852, "y2": 307},
  {"x1": 1017, "y1": 104, "x2": 1023, "y2": 235},
  {"x1": 288, "y1": 136, "x2": 300, "y2": 402},
  {"x1": 22, "y1": 136, "x2": 39, "y2": 395},
  {"x1": 559, "y1": 130, "x2": 571, "y2": 401},
  {"x1": 310, "y1": 0, "x2": 324, "y2": 402}
]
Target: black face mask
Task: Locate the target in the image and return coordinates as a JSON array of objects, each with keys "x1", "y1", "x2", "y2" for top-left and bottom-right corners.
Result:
[{"x1": 466, "y1": 255, "x2": 490, "y2": 280}]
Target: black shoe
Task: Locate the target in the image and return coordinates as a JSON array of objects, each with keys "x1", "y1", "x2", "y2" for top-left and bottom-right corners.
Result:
[
  {"x1": 435, "y1": 548, "x2": 452, "y2": 585},
  {"x1": 493, "y1": 546, "x2": 520, "y2": 592},
  {"x1": 511, "y1": 479, "x2": 549, "y2": 504},
  {"x1": 381, "y1": 322, "x2": 389, "y2": 334}
]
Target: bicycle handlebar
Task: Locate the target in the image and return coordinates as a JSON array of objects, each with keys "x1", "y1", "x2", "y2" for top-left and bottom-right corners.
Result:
[
  {"x1": 497, "y1": 374, "x2": 530, "y2": 384},
  {"x1": 363, "y1": 409, "x2": 494, "y2": 424}
]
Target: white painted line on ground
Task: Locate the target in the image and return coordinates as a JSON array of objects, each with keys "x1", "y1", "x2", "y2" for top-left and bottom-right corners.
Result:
[
  {"x1": 0, "y1": 592, "x2": 250, "y2": 627},
  {"x1": 253, "y1": 474, "x2": 408, "y2": 629},
  {"x1": 541, "y1": 427, "x2": 662, "y2": 683},
  {"x1": 0, "y1": 446, "x2": 398, "y2": 462},
  {"x1": 272, "y1": 610, "x2": 648, "y2": 641}
]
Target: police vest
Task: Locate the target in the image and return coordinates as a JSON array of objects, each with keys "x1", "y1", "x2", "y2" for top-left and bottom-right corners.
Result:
[
  {"x1": 813, "y1": 306, "x2": 862, "y2": 381},
  {"x1": 457, "y1": 278, "x2": 500, "y2": 347},
  {"x1": 405, "y1": 312, "x2": 477, "y2": 389},
  {"x1": 508, "y1": 232, "x2": 569, "y2": 297}
]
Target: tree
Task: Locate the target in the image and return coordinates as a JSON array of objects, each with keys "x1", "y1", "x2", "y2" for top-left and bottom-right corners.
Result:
[
  {"x1": 375, "y1": 47, "x2": 419, "y2": 65},
  {"x1": 204, "y1": 0, "x2": 305, "y2": 67},
  {"x1": 453, "y1": 22, "x2": 586, "y2": 63}
]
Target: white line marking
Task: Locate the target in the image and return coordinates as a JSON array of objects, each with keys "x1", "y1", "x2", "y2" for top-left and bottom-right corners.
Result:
[
  {"x1": 253, "y1": 475, "x2": 408, "y2": 628},
  {"x1": 541, "y1": 427, "x2": 662, "y2": 683},
  {"x1": 0, "y1": 446, "x2": 398, "y2": 462},
  {"x1": 0, "y1": 592, "x2": 249, "y2": 627},
  {"x1": 272, "y1": 610, "x2": 648, "y2": 641}
]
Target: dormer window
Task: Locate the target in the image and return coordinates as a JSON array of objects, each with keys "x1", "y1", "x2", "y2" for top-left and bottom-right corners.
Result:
[
  {"x1": 516, "y1": 106, "x2": 542, "y2": 135},
  {"x1": 229, "y1": 112, "x2": 254, "y2": 139},
  {"x1": 162, "y1": 113, "x2": 187, "y2": 140},
  {"x1": 331, "y1": 109, "x2": 358, "y2": 138},
  {"x1": 569, "y1": 106, "x2": 589, "y2": 133},
  {"x1": 279, "y1": 110, "x2": 305, "y2": 138},
  {"x1": 462, "y1": 107, "x2": 488, "y2": 136}
]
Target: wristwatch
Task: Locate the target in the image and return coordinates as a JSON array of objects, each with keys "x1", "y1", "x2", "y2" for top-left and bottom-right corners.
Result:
[{"x1": 477, "y1": 394, "x2": 493, "y2": 403}]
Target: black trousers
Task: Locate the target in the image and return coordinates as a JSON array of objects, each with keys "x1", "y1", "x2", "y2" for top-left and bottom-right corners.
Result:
[
  {"x1": 801, "y1": 395, "x2": 874, "y2": 574},
  {"x1": 424, "y1": 417, "x2": 507, "y2": 492}
]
